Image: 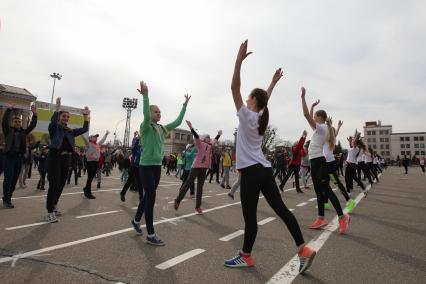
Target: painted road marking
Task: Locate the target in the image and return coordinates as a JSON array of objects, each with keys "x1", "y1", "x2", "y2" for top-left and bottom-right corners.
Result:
[
  {"x1": 257, "y1": 217, "x2": 276, "y2": 226},
  {"x1": 155, "y1": 249, "x2": 206, "y2": 270},
  {"x1": 216, "y1": 193, "x2": 228, "y2": 196},
  {"x1": 219, "y1": 230, "x2": 244, "y2": 241},
  {"x1": 5, "y1": 222, "x2": 49, "y2": 231},
  {"x1": 76, "y1": 210, "x2": 121, "y2": 219},
  {"x1": 308, "y1": 198, "x2": 317, "y2": 202},
  {"x1": 296, "y1": 202, "x2": 308, "y2": 207}
]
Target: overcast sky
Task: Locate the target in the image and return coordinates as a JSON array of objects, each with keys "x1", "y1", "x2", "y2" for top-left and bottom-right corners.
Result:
[{"x1": 1, "y1": 0, "x2": 425, "y2": 145}]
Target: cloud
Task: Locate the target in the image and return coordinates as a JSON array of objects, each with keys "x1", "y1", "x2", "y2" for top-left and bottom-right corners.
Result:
[{"x1": 1, "y1": 0, "x2": 425, "y2": 145}]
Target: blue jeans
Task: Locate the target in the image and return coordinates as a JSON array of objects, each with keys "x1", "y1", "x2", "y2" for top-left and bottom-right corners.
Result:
[
  {"x1": 134, "y1": 166, "x2": 161, "y2": 235},
  {"x1": 2, "y1": 152, "x2": 23, "y2": 204}
]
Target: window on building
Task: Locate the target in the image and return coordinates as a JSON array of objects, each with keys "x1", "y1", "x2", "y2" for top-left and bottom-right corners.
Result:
[
  {"x1": 414, "y1": 136, "x2": 419, "y2": 141},
  {"x1": 371, "y1": 131, "x2": 376, "y2": 135},
  {"x1": 421, "y1": 151, "x2": 425, "y2": 155},
  {"x1": 380, "y1": 144, "x2": 384, "y2": 149},
  {"x1": 187, "y1": 135, "x2": 191, "y2": 142},
  {"x1": 406, "y1": 144, "x2": 410, "y2": 148},
  {"x1": 372, "y1": 138, "x2": 376, "y2": 142},
  {"x1": 420, "y1": 143, "x2": 425, "y2": 148},
  {"x1": 381, "y1": 151, "x2": 385, "y2": 155},
  {"x1": 405, "y1": 137, "x2": 410, "y2": 141},
  {"x1": 367, "y1": 138, "x2": 371, "y2": 142},
  {"x1": 400, "y1": 137, "x2": 404, "y2": 141},
  {"x1": 420, "y1": 137, "x2": 424, "y2": 141},
  {"x1": 406, "y1": 151, "x2": 411, "y2": 155},
  {"x1": 385, "y1": 138, "x2": 389, "y2": 142},
  {"x1": 379, "y1": 130, "x2": 383, "y2": 135},
  {"x1": 401, "y1": 144, "x2": 405, "y2": 148},
  {"x1": 384, "y1": 130, "x2": 389, "y2": 135},
  {"x1": 415, "y1": 151, "x2": 420, "y2": 155},
  {"x1": 180, "y1": 134, "x2": 186, "y2": 140},
  {"x1": 386, "y1": 151, "x2": 390, "y2": 155},
  {"x1": 379, "y1": 138, "x2": 384, "y2": 142},
  {"x1": 414, "y1": 144, "x2": 419, "y2": 148},
  {"x1": 372, "y1": 145, "x2": 377, "y2": 149},
  {"x1": 174, "y1": 133, "x2": 180, "y2": 139},
  {"x1": 385, "y1": 145, "x2": 389, "y2": 149},
  {"x1": 367, "y1": 131, "x2": 371, "y2": 135},
  {"x1": 401, "y1": 151, "x2": 405, "y2": 155}
]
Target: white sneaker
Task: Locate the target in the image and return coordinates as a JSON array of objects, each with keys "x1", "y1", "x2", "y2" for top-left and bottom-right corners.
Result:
[{"x1": 46, "y1": 213, "x2": 58, "y2": 223}]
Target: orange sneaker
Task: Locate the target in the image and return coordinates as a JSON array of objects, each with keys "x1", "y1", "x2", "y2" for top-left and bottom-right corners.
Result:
[
  {"x1": 309, "y1": 217, "x2": 328, "y2": 229},
  {"x1": 338, "y1": 214, "x2": 350, "y2": 235},
  {"x1": 298, "y1": 245, "x2": 316, "y2": 273}
]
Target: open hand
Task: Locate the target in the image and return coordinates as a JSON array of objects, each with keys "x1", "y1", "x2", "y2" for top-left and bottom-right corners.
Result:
[
  {"x1": 184, "y1": 94, "x2": 191, "y2": 105},
  {"x1": 302, "y1": 130, "x2": 308, "y2": 137},
  {"x1": 82, "y1": 106, "x2": 90, "y2": 116},
  {"x1": 236, "y1": 40, "x2": 252, "y2": 63},
  {"x1": 271, "y1": 68, "x2": 283, "y2": 84},
  {"x1": 301, "y1": 87, "x2": 306, "y2": 98},
  {"x1": 312, "y1": 99, "x2": 320, "y2": 107},
  {"x1": 218, "y1": 130, "x2": 223, "y2": 136},
  {"x1": 137, "y1": 81, "x2": 148, "y2": 96},
  {"x1": 338, "y1": 120, "x2": 343, "y2": 128}
]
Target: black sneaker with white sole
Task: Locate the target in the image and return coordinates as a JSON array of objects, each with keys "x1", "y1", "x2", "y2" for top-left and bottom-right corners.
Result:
[{"x1": 131, "y1": 219, "x2": 143, "y2": 235}]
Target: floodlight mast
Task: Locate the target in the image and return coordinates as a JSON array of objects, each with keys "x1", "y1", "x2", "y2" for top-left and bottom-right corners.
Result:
[{"x1": 122, "y1": 97, "x2": 138, "y2": 148}]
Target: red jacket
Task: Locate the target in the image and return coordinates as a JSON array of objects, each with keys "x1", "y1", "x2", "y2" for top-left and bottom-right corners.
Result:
[{"x1": 289, "y1": 136, "x2": 306, "y2": 166}]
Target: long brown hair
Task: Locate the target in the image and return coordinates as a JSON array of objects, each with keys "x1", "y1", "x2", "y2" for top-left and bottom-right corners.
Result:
[
  {"x1": 250, "y1": 88, "x2": 269, "y2": 135},
  {"x1": 315, "y1": 110, "x2": 335, "y2": 150}
]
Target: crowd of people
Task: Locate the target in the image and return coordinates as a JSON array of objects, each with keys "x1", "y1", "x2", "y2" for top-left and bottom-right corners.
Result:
[{"x1": 1, "y1": 40, "x2": 425, "y2": 275}]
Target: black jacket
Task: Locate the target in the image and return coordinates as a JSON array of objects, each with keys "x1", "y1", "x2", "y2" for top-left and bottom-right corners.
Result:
[{"x1": 2, "y1": 108, "x2": 37, "y2": 154}]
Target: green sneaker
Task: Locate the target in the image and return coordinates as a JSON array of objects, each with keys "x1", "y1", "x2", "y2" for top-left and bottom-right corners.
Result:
[
  {"x1": 324, "y1": 203, "x2": 331, "y2": 210},
  {"x1": 345, "y1": 199, "x2": 356, "y2": 214}
]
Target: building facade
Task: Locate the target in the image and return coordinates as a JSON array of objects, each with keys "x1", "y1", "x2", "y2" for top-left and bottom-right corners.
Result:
[
  {"x1": 390, "y1": 132, "x2": 426, "y2": 160},
  {"x1": 363, "y1": 121, "x2": 392, "y2": 159},
  {"x1": 163, "y1": 128, "x2": 193, "y2": 155}
]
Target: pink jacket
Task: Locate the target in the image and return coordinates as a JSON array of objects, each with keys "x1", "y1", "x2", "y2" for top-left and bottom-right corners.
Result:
[{"x1": 191, "y1": 138, "x2": 218, "y2": 169}]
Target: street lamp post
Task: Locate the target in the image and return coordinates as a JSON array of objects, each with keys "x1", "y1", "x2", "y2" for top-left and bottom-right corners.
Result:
[
  {"x1": 122, "y1": 98, "x2": 138, "y2": 148},
  {"x1": 50, "y1": 72, "x2": 62, "y2": 111}
]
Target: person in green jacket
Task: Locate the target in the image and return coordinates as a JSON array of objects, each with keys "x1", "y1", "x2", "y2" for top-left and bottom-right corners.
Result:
[
  {"x1": 175, "y1": 153, "x2": 184, "y2": 178},
  {"x1": 131, "y1": 81, "x2": 191, "y2": 246}
]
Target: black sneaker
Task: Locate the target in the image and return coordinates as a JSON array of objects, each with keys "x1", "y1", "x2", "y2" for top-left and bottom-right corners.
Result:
[
  {"x1": 120, "y1": 193, "x2": 125, "y2": 202},
  {"x1": 3, "y1": 202, "x2": 14, "y2": 209},
  {"x1": 146, "y1": 235, "x2": 165, "y2": 246},
  {"x1": 131, "y1": 219, "x2": 143, "y2": 235},
  {"x1": 226, "y1": 185, "x2": 231, "y2": 190}
]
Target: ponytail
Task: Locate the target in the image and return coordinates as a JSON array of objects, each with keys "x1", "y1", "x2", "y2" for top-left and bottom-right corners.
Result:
[
  {"x1": 326, "y1": 118, "x2": 335, "y2": 151},
  {"x1": 258, "y1": 106, "x2": 269, "y2": 135}
]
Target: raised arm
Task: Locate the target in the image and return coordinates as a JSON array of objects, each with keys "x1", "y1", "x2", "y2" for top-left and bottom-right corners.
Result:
[
  {"x1": 294, "y1": 130, "x2": 308, "y2": 153},
  {"x1": 137, "y1": 81, "x2": 151, "y2": 133},
  {"x1": 335, "y1": 120, "x2": 343, "y2": 137},
  {"x1": 48, "y1": 98, "x2": 61, "y2": 135},
  {"x1": 25, "y1": 104, "x2": 38, "y2": 134},
  {"x1": 164, "y1": 94, "x2": 190, "y2": 131},
  {"x1": 2, "y1": 106, "x2": 12, "y2": 136},
  {"x1": 231, "y1": 40, "x2": 252, "y2": 111},
  {"x1": 212, "y1": 130, "x2": 223, "y2": 146},
  {"x1": 309, "y1": 99, "x2": 320, "y2": 120},
  {"x1": 301, "y1": 87, "x2": 316, "y2": 130},
  {"x1": 186, "y1": 120, "x2": 199, "y2": 139},
  {"x1": 72, "y1": 106, "x2": 90, "y2": 137},
  {"x1": 266, "y1": 68, "x2": 283, "y2": 100}
]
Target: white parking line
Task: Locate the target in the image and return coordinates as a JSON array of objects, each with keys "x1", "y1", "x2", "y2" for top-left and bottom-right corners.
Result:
[
  {"x1": 308, "y1": 198, "x2": 317, "y2": 202},
  {"x1": 289, "y1": 208, "x2": 295, "y2": 212},
  {"x1": 216, "y1": 193, "x2": 228, "y2": 196},
  {"x1": 155, "y1": 249, "x2": 206, "y2": 270},
  {"x1": 219, "y1": 230, "x2": 244, "y2": 241},
  {"x1": 257, "y1": 217, "x2": 276, "y2": 226},
  {"x1": 203, "y1": 196, "x2": 211, "y2": 198},
  {"x1": 5, "y1": 222, "x2": 49, "y2": 231},
  {"x1": 0, "y1": 200, "x2": 242, "y2": 264},
  {"x1": 75, "y1": 210, "x2": 121, "y2": 219},
  {"x1": 296, "y1": 202, "x2": 308, "y2": 207},
  {"x1": 267, "y1": 183, "x2": 374, "y2": 284}
]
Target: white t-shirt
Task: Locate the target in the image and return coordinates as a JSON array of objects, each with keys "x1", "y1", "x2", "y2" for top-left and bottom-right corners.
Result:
[
  {"x1": 373, "y1": 157, "x2": 378, "y2": 164},
  {"x1": 356, "y1": 149, "x2": 365, "y2": 163},
  {"x1": 323, "y1": 137, "x2": 336, "y2": 162},
  {"x1": 420, "y1": 159, "x2": 425, "y2": 166},
  {"x1": 236, "y1": 106, "x2": 271, "y2": 170},
  {"x1": 347, "y1": 148, "x2": 359, "y2": 164},
  {"x1": 364, "y1": 152, "x2": 373, "y2": 163},
  {"x1": 308, "y1": 123, "x2": 328, "y2": 160}
]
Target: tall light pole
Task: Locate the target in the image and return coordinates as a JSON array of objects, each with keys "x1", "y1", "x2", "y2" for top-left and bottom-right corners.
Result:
[
  {"x1": 50, "y1": 72, "x2": 62, "y2": 111},
  {"x1": 122, "y1": 98, "x2": 138, "y2": 148}
]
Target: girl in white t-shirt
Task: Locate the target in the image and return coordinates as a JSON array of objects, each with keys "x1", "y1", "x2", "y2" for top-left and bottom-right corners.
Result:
[
  {"x1": 300, "y1": 88, "x2": 350, "y2": 234},
  {"x1": 224, "y1": 40, "x2": 315, "y2": 274}
]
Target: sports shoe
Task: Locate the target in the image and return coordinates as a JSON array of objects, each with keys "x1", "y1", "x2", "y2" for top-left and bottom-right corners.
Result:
[
  {"x1": 53, "y1": 208, "x2": 62, "y2": 216},
  {"x1": 228, "y1": 192, "x2": 234, "y2": 200},
  {"x1": 174, "y1": 200, "x2": 180, "y2": 210},
  {"x1": 120, "y1": 193, "x2": 125, "y2": 202},
  {"x1": 131, "y1": 219, "x2": 143, "y2": 235},
  {"x1": 324, "y1": 203, "x2": 331, "y2": 210},
  {"x1": 345, "y1": 199, "x2": 356, "y2": 214},
  {"x1": 309, "y1": 218, "x2": 328, "y2": 229},
  {"x1": 146, "y1": 235, "x2": 165, "y2": 246},
  {"x1": 46, "y1": 213, "x2": 58, "y2": 223},
  {"x1": 338, "y1": 214, "x2": 350, "y2": 235},
  {"x1": 190, "y1": 194, "x2": 195, "y2": 199},
  {"x1": 298, "y1": 245, "x2": 316, "y2": 274},
  {"x1": 196, "y1": 208, "x2": 203, "y2": 214},
  {"x1": 220, "y1": 184, "x2": 225, "y2": 189},
  {"x1": 224, "y1": 252, "x2": 254, "y2": 268},
  {"x1": 226, "y1": 185, "x2": 231, "y2": 190},
  {"x1": 3, "y1": 201, "x2": 14, "y2": 209}
]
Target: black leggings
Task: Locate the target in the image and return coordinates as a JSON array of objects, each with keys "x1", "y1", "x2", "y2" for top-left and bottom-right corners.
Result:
[
  {"x1": 240, "y1": 164, "x2": 304, "y2": 253},
  {"x1": 279, "y1": 164, "x2": 301, "y2": 191},
  {"x1": 324, "y1": 160, "x2": 350, "y2": 202},
  {"x1": 310, "y1": 157, "x2": 343, "y2": 217},
  {"x1": 67, "y1": 167, "x2": 78, "y2": 185},
  {"x1": 357, "y1": 161, "x2": 373, "y2": 184},
  {"x1": 176, "y1": 168, "x2": 207, "y2": 209},
  {"x1": 135, "y1": 166, "x2": 161, "y2": 235},
  {"x1": 46, "y1": 151, "x2": 70, "y2": 212},
  {"x1": 121, "y1": 165, "x2": 143, "y2": 200},
  {"x1": 84, "y1": 161, "x2": 98, "y2": 195},
  {"x1": 367, "y1": 162, "x2": 379, "y2": 182},
  {"x1": 208, "y1": 165, "x2": 220, "y2": 183},
  {"x1": 345, "y1": 163, "x2": 365, "y2": 192},
  {"x1": 180, "y1": 169, "x2": 195, "y2": 195}
]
